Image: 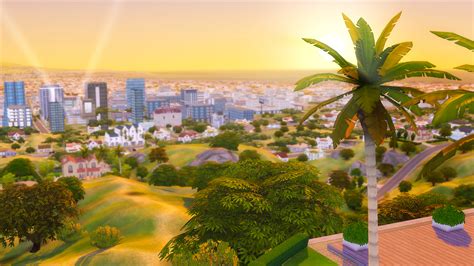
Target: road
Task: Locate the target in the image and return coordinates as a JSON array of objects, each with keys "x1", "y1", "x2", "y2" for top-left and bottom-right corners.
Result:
[
  {"x1": 377, "y1": 143, "x2": 450, "y2": 200},
  {"x1": 33, "y1": 118, "x2": 50, "y2": 134}
]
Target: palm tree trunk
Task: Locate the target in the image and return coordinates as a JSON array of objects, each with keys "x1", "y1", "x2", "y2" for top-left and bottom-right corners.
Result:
[
  {"x1": 364, "y1": 131, "x2": 379, "y2": 266},
  {"x1": 118, "y1": 157, "x2": 122, "y2": 175}
]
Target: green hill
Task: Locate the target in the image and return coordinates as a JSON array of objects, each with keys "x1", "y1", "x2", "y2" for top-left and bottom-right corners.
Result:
[{"x1": 0, "y1": 176, "x2": 194, "y2": 265}]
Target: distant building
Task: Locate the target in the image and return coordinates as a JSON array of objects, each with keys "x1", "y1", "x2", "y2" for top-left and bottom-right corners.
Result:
[
  {"x1": 275, "y1": 152, "x2": 289, "y2": 162},
  {"x1": 316, "y1": 137, "x2": 333, "y2": 150},
  {"x1": 178, "y1": 130, "x2": 199, "y2": 143},
  {"x1": 146, "y1": 98, "x2": 170, "y2": 117},
  {"x1": 211, "y1": 113, "x2": 225, "y2": 128},
  {"x1": 7, "y1": 129, "x2": 25, "y2": 141},
  {"x1": 37, "y1": 144, "x2": 53, "y2": 154},
  {"x1": 61, "y1": 155, "x2": 111, "y2": 179},
  {"x1": 126, "y1": 78, "x2": 146, "y2": 124},
  {"x1": 49, "y1": 102, "x2": 65, "y2": 133},
  {"x1": 153, "y1": 106, "x2": 182, "y2": 127},
  {"x1": 85, "y1": 82, "x2": 108, "y2": 129},
  {"x1": 6, "y1": 105, "x2": 32, "y2": 128},
  {"x1": 226, "y1": 105, "x2": 255, "y2": 121},
  {"x1": 3, "y1": 81, "x2": 26, "y2": 127},
  {"x1": 180, "y1": 88, "x2": 198, "y2": 104},
  {"x1": 0, "y1": 149, "x2": 17, "y2": 158},
  {"x1": 213, "y1": 97, "x2": 227, "y2": 114},
  {"x1": 65, "y1": 142, "x2": 82, "y2": 153},
  {"x1": 39, "y1": 85, "x2": 64, "y2": 121},
  {"x1": 153, "y1": 128, "x2": 172, "y2": 141},
  {"x1": 183, "y1": 104, "x2": 213, "y2": 123},
  {"x1": 104, "y1": 124, "x2": 144, "y2": 147}
]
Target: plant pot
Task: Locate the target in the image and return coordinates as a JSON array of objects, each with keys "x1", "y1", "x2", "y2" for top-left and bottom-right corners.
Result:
[
  {"x1": 343, "y1": 239, "x2": 368, "y2": 251},
  {"x1": 432, "y1": 220, "x2": 464, "y2": 232}
]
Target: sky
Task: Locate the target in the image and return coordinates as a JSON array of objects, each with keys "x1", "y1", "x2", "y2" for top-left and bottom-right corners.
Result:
[{"x1": 0, "y1": 0, "x2": 473, "y2": 73}]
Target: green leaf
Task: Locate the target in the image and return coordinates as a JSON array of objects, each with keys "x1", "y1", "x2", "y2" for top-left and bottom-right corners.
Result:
[
  {"x1": 331, "y1": 97, "x2": 359, "y2": 148},
  {"x1": 359, "y1": 102, "x2": 388, "y2": 145},
  {"x1": 354, "y1": 18, "x2": 377, "y2": 79},
  {"x1": 383, "y1": 94, "x2": 418, "y2": 133},
  {"x1": 455, "y1": 64, "x2": 474, "y2": 72},
  {"x1": 353, "y1": 85, "x2": 380, "y2": 113},
  {"x1": 294, "y1": 73, "x2": 357, "y2": 91},
  {"x1": 384, "y1": 61, "x2": 436, "y2": 79},
  {"x1": 431, "y1": 31, "x2": 474, "y2": 51},
  {"x1": 381, "y1": 69, "x2": 460, "y2": 83},
  {"x1": 403, "y1": 89, "x2": 468, "y2": 107},
  {"x1": 432, "y1": 92, "x2": 474, "y2": 126},
  {"x1": 342, "y1": 13, "x2": 359, "y2": 45},
  {"x1": 381, "y1": 86, "x2": 422, "y2": 116},
  {"x1": 299, "y1": 91, "x2": 354, "y2": 123},
  {"x1": 379, "y1": 42, "x2": 412, "y2": 75},
  {"x1": 375, "y1": 12, "x2": 402, "y2": 54},
  {"x1": 302, "y1": 38, "x2": 354, "y2": 69}
]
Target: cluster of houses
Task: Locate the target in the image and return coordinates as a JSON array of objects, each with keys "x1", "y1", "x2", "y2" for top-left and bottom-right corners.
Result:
[{"x1": 274, "y1": 137, "x2": 334, "y2": 162}]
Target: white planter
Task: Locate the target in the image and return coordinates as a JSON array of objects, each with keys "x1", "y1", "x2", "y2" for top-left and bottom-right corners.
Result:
[
  {"x1": 343, "y1": 239, "x2": 368, "y2": 251},
  {"x1": 432, "y1": 220, "x2": 464, "y2": 232}
]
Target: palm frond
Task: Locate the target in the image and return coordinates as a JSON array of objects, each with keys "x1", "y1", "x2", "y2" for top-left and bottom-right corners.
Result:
[
  {"x1": 299, "y1": 91, "x2": 354, "y2": 124},
  {"x1": 360, "y1": 102, "x2": 389, "y2": 145},
  {"x1": 381, "y1": 69, "x2": 460, "y2": 83},
  {"x1": 337, "y1": 66, "x2": 359, "y2": 79},
  {"x1": 302, "y1": 38, "x2": 354, "y2": 68},
  {"x1": 388, "y1": 86, "x2": 424, "y2": 97},
  {"x1": 431, "y1": 31, "x2": 474, "y2": 51},
  {"x1": 353, "y1": 85, "x2": 380, "y2": 113},
  {"x1": 342, "y1": 13, "x2": 360, "y2": 45},
  {"x1": 331, "y1": 97, "x2": 359, "y2": 148},
  {"x1": 455, "y1": 64, "x2": 474, "y2": 72},
  {"x1": 354, "y1": 18, "x2": 376, "y2": 79},
  {"x1": 375, "y1": 12, "x2": 402, "y2": 54},
  {"x1": 383, "y1": 95, "x2": 418, "y2": 133},
  {"x1": 432, "y1": 92, "x2": 474, "y2": 126},
  {"x1": 384, "y1": 61, "x2": 435, "y2": 79},
  {"x1": 381, "y1": 86, "x2": 422, "y2": 116},
  {"x1": 295, "y1": 73, "x2": 357, "y2": 91},
  {"x1": 379, "y1": 42, "x2": 412, "y2": 75},
  {"x1": 403, "y1": 89, "x2": 468, "y2": 106}
]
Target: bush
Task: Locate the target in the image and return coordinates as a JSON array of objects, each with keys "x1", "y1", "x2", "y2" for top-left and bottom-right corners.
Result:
[
  {"x1": 210, "y1": 131, "x2": 241, "y2": 151},
  {"x1": 25, "y1": 147, "x2": 36, "y2": 154},
  {"x1": 274, "y1": 131, "x2": 283, "y2": 138},
  {"x1": 440, "y1": 167, "x2": 457, "y2": 181},
  {"x1": 90, "y1": 226, "x2": 121, "y2": 249},
  {"x1": 58, "y1": 220, "x2": 83, "y2": 242},
  {"x1": 339, "y1": 149, "x2": 355, "y2": 160},
  {"x1": 432, "y1": 205, "x2": 465, "y2": 226},
  {"x1": 239, "y1": 150, "x2": 261, "y2": 161},
  {"x1": 343, "y1": 222, "x2": 368, "y2": 245},
  {"x1": 296, "y1": 154, "x2": 308, "y2": 162},
  {"x1": 453, "y1": 184, "x2": 474, "y2": 206},
  {"x1": 378, "y1": 163, "x2": 395, "y2": 177},
  {"x1": 375, "y1": 146, "x2": 387, "y2": 162},
  {"x1": 344, "y1": 190, "x2": 363, "y2": 211},
  {"x1": 400, "y1": 142, "x2": 416, "y2": 155},
  {"x1": 328, "y1": 170, "x2": 351, "y2": 189},
  {"x1": 398, "y1": 180, "x2": 412, "y2": 192},
  {"x1": 425, "y1": 171, "x2": 444, "y2": 186},
  {"x1": 11, "y1": 143, "x2": 20, "y2": 150},
  {"x1": 148, "y1": 164, "x2": 182, "y2": 186}
]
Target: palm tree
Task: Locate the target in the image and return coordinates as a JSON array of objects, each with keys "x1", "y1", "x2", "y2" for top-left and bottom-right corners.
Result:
[
  {"x1": 404, "y1": 32, "x2": 473, "y2": 178},
  {"x1": 79, "y1": 145, "x2": 90, "y2": 177},
  {"x1": 114, "y1": 145, "x2": 124, "y2": 175},
  {"x1": 95, "y1": 145, "x2": 109, "y2": 163},
  {"x1": 295, "y1": 12, "x2": 458, "y2": 265}
]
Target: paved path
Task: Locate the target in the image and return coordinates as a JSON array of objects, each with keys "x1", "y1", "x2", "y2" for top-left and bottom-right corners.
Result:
[
  {"x1": 33, "y1": 118, "x2": 50, "y2": 134},
  {"x1": 377, "y1": 143, "x2": 450, "y2": 200}
]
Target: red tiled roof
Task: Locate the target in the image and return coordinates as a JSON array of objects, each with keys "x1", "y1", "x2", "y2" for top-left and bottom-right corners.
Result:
[
  {"x1": 62, "y1": 155, "x2": 97, "y2": 163},
  {"x1": 179, "y1": 130, "x2": 198, "y2": 137},
  {"x1": 154, "y1": 106, "x2": 181, "y2": 114}
]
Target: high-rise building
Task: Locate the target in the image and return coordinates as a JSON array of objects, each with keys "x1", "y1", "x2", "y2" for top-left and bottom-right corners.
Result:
[
  {"x1": 213, "y1": 97, "x2": 227, "y2": 114},
  {"x1": 146, "y1": 98, "x2": 170, "y2": 117},
  {"x1": 183, "y1": 104, "x2": 214, "y2": 123},
  {"x1": 85, "y1": 82, "x2": 108, "y2": 128},
  {"x1": 180, "y1": 88, "x2": 198, "y2": 104},
  {"x1": 126, "y1": 78, "x2": 146, "y2": 124},
  {"x1": 7, "y1": 105, "x2": 32, "y2": 128},
  {"x1": 3, "y1": 81, "x2": 26, "y2": 126},
  {"x1": 226, "y1": 105, "x2": 255, "y2": 121},
  {"x1": 49, "y1": 102, "x2": 65, "y2": 133},
  {"x1": 39, "y1": 85, "x2": 64, "y2": 121}
]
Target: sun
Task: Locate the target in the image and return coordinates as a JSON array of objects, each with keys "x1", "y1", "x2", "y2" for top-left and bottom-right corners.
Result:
[{"x1": 318, "y1": 33, "x2": 351, "y2": 62}]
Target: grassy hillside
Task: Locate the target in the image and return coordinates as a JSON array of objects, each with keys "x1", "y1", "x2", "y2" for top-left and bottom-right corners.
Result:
[{"x1": 0, "y1": 176, "x2": 193, "y2": 265}]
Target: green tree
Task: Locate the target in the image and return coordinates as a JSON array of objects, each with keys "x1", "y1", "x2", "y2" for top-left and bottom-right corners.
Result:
[
  {"x1": 377, "y1": 163, "x2": 395, "y2": 177},
  {"x1": 453, "y1": 184, "x2": 474, "y2": 206},
  {"x1": 114, "y1": 145, "x2": 124, "y2": 175},
  {"x1": 339, "y1": 148, "x2": 355, "y2": 160},
  {"x1": 173, "y1": 126, "x2": 183, "y2": 134},
  {"x1": 274, "y1": 130, "x2": 284, "y2": 138},
  {"x1": 25, "y1": 147, "x2": 36, "y2": 154},
  {"x1": 148, "y1": 164, "x2": 181, "y2": 186},
  {"x1": 2, "y1": 158, "x2": 40, "y2": 180},
  {"x1": 344, "y1": 189, "x2": 363, "y2": 211},
  {"x1": 440, "y1": 166, "x2": 457, "y2": 181},
  {"x1": 357, "y1": 176, "x2": 365, "y2": 188},
  {"x1": 0, "y1": 181, "x2": 78, "y2": 252},
  {"x1": 38, "y1": 160, "x2": 56, "y2": 178},
  {"x1": 1, "y1": 173, "x2": 15, "y2": 186},
  {"x1": 375, "y1": 146, "x2": 387, "y2": 162},
  {"x1": 159, "y1": 160, "x2": 343, "y2": 263},
  {"x1": 192, "y1": 162, "x2": 232, "y2": 191},
  {"x1": 239, "y1": 150, "x2": 261, "y2": 161},
  {"x1": 297, "y1": 153, "x2": 309, "y2": 162},
  {"x1": 398, "y1": 180, "x2": 412, "y2": 192},
  {"x1": 280, "y1": 126, "x2": 289, "y2": 133},
  {"x1": 425, "y1": 171, "x2": 444, "y2": 186},
  {"x1": 57, "y1": 177, "x2": 86, "y2": 203},
  {"x1": 149, "y1": 147, "x2": 169, "y2": 163},
  {"x1": 125, "y1": 156, "x2": 139, "y2": 169},
  {"x1": 11, "y1": 143, "x2": 20, "y2": 150},
  {"x1": 193, "y1": 123, "x2": 208, "y2": 133},
  {"x1": 350, "y1": 168, "x2": 362, "y2": 177},
  {"x1": 329, "y1": 170, "x2": 351, "y2": 189},
  {"x1": 400, "y1": 142, "x2": 416, "y2": 155},
  {"x1": 438, "y1": 124, "x2": 452, "y2": 138},
  {"x1": 210, "y1": 131, "x2": 241, "y2": 151},
  {"x1": 136, "y1": 166, "x2": 149, "y2": 181},
  {"x1": 295, "y1": 13, "x2": 457, "y2": 263}
]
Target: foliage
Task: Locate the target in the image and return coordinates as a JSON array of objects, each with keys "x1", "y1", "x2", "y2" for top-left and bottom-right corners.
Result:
[
  {"x1": 438, "y1": 124, "x2": 452, "y2": 137},
  {"x1": 344, "y1": 190, "x2": 363, "y2": 211},
  {"x1": 57, "y1": 176, "x2": 85, "y2": 203},
  {"x1": 339, "y1": 149, "x2": 355, "y2": 160},
  {"x1": 159, "y1": 160, "x2": 343, "y2": 264},
  {"x1": 38, "y1": 160, "x2": 56, "y2": 178},
  {"x1": 400, "y1": 142, "x2": 416, "y2": 155},
  {"x1": 398, "y1": 180, "x2": 412, "y2": 192},
  {"x1": 297, "y1": 153, "x2": 309, "y2": 162},
  {"x1": 25, "y1": 147, "x2": 36, "y2": 153},
  {"x1": 377, "y1": 163, "x2": 395, "y2": 176},
  {"x1": 328, "y1": 170, "x2": 351, "y2": 189},
  {"x1": 124, "y1": 156, "x2": 138, "y2": 169},
  {"x1": 2, "y1": 158, "x2": 40, "y2": 180},
  {"x1": 148, "y1": 164, "x2": 182, "y2": 186},
  {"x1": 430, "y1": 31, "x2": 474, "y2": 71},
  {"x1": 11, "y1": 143, "x2": 20, "y2": 150},
  {"x1": 191, "y1": 162, "x2": 232, "y2": 191},
  {"x1": 432, "y1": 205, "x2": 465, "y2": 226},
  {"x1": 274, "y1": 131, "x2": 284, "y2": 138},
  {"x1": 425, "y1": 171, "x2": 445, "y2": 186},
  {"x1": 375, "y1": 146, "x2": 387, "y2": 162},
  {"x1": 239, "y1": 150, "x2": 261, "y2": 161},
  {"x1": 0, "y1": 181, "x2": 78, "y2": 252},
  {"x1": 171, "y1": 240, "x2": 238, "y2": 266},
  {"x1": 58, "y1": 219, "x2": 83, "y2": 243},
  {"x1": 453, "y1": 184, "x2": 474, "y2": 206},
  {"x1": 350, "y1": 168, "x2": 362, "y2": 177},
  {"x1": 173, "y1": 126, "x2": 183, "y2": 134},
  {"x1": 149, "y1": 147, "x2": 169, "y2": 163},
  {"x1": 356, "y1": 176, "x2": 365, "y2": 188},
  {"x1": 249, "y1": 233, "x2": 308, "y2": 266},
  {"x1": 210, "y1": 131, "x2": 241, "y2": 151},
  {"x1": 90, "y1": 226, "x2": 121, "y2": 249},
  {"x1": 343, "y1": 222, "x2": 368, "y2": 245},
  {"x1": 440, "y1": 166, "x2": 457, "y2": 181},
  {"x1": 219, "y1": 123, "x2": 244, "y2": 132},
  {"x1": 136, "y1": 166, "x2": 149, "y2": 180},
  {"x1": 1, "y1": 173, "x2": 15, "y2": 186}
]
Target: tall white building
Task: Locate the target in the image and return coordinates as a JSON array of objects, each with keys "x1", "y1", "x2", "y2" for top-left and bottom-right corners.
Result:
[{"x1": 7, "y1": 105, "x2": 32, "y2": 128}]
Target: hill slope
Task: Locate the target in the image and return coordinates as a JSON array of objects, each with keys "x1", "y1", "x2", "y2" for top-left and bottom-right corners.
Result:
[{"x1": 0, "y1": 176, "x2": 194, "y2": 265}]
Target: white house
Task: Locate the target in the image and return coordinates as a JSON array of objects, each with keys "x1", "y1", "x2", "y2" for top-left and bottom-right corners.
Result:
[
  {"x1": 178, "y1": 130, "x2": 199, "y2": 143},
  {"x1": 153, "y1": 106, "x2": 182, "y2": 128},
  {"x1": 304, "y1": 148, "x2": 325, "y2": 161},
  {"x1": 211, "y1": 113, "x2": 225, "y2": 129},
  {"x1": 288, "y1": 143, "x2": 309, "y2": 153},
  {"x1": 104, "y1": 132, "x2": 121, "y2": 147},
  {"x1": 153, "y1": 128, "x2": 172, "y2": 141},
  {"x1": 87, "y1": 140, "x2": 103, "y2": 150},
  {"x1": 104, "y1": 124, "x2": 145, "y2": 147},
  {"x1": 7, "y1": 129, "x2": 25, "y2": 141},
  {"x1": 202, "y1": 126, "x2": 219, "y2": 138},
  {"x1": 65, "y1": 142, "x2": 82, "y2": 153},
  {"x1": 267, "y1": 123, "x2": 281, "y2": 129},
  {"x1": 316, "y1": 137, "x2": 333, "y2": 150},
  {"x1": 87, "y1": 125, "x2": 101, "y2": 134}
]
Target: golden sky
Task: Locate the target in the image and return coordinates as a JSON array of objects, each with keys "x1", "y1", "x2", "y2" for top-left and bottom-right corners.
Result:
[{"x1": 0, "y1": 0, "x2": 473, "y2": 72}]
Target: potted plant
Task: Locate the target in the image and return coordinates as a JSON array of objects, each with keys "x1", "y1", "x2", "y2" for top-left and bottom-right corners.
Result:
[
  {"x1": 343, "y1": 222, "x2": 368, "y2": 251},
  {"x1": 432, "y1": 205, "x2": 465, "y2": 232}
]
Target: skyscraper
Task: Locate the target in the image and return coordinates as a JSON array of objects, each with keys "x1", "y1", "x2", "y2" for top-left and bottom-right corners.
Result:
[
  {"x1": 85, "y1": 82, "x2": 108, "y2": 128},
  {"x1": 180, "y1": 88, "x2": 198, "y2": 105},
  {"x1": 126, "y1": 78, "x2": 146, "y2": 124},
  {"x1": 3, "y1": 81, "x2": 26, "y2": 126},
  {"x1": 39, "y1": 85, "x2": 64, "y2": 121},
  {"x1": 49, "y1": 102, "x2": 65, "y2": 133}
]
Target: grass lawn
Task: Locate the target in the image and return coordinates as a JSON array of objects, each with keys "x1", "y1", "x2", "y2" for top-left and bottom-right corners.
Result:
[
  {"x1": 238, "y1": 144, "x2": 279, "y2": 162},
  {"x1": 283, "y1": 248, "x2": 337, "y2": 266},
  {"x1": 0, "y1": 176, "x2": 193, "y2": 265},
  {"x1": 165, "y1": 143, "x2": 210, "y2": 167}
]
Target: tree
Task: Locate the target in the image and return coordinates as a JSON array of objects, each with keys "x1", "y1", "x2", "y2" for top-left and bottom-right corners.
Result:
[
  {"x1": 125, "y1": 156, "x2": 138, "y2": 169},
  {"x1": 173, "y1": 126, "x2": 183, "y2": 134},
  {"x1": 425, "y1": 171, "x2": 444, "y2": 186},
  {"x1": 148, "y1": 164, "x2": 181, "y2": 186},
  {"x1": 11, "y1": 143, "x2": 20, "y2": 150},
  {"x1": 191, "y1": 162, "x2": 232, "y2": 191},
  {"x1": 95, "y1": 146, "x2": 109, "y2": 162},
  {"x1": 114, "y1": 145, "x2": 124, "y2": 175},
  {"x1": 438, "y1": 124, "x2": 452, "y2": 138},
  {"x1": 274, "y1": 130, "x2": 284, "y2": 138},
  {"x1": 357, "y1": 176, "x2": 365, "y2": 188},
  {"x1": 280, "y1": 126, "x2": 289, "y2": 133},
  {"x1": 375, "y1": 146, "x2": 387, "y2": 162},
  {"x1": 1, "y1": 173, "x2": 15, "y2": 186},
  {"x1": 0, "y1": 181, "x2": 78, "y2": 252},
  {"x1": 295, "y1": 13, "x2": 457, "y2": 263},
  {"x1": 210, "y1": 131, "x2": 241, "y2": 151},
  {"x1": 136, "y1": 166, "x2": 149, "y2": 181},
  {"x1": 328, "y1": 170, "x2": 351, "y2": 189},
  {"x1": 440, "y1": 166, "x2": 457, "y2": 181},
  {"x1": 297, "y1": 153, "x2": 309, "y2": 162},
  {"x1": 38, "y1": 160, "x2": 56, "y2": 178},
  {"x1": 344, "y1": 189, "x2": 363, "y2": 211},
  {"x1": 339, "y1": 148, "x2": 355, "y2": 160},
  {"x1": 192, "y1": 123, "x2": 208, "y2": 133},
  {"x1": 350, "y1": 168, "x2": 362, "y2": 177},
  {"x1": 149, "y1": 147, "x2": 169, "y2": 163},
  {"x1": 453, "y1": 184, "x2": 474, "y2": 206},
  {"x1": 57, "y1": 177, "x2": 86, "y2": 202},
  {"x1": 377, "y1": 163, "x2": 395, "y2": 177},
  {"x1": 400, "y1": 142, "x2": 416, "y2": 155},
  {"x1": 239, "y1": 150, "x2": 261, "y2": 161},
  {"x1": 25, "y1": 147, "x2": 36, "y2": 153},
  {"x1": 2, "y1": 158, "x2": 40, "y2": 180},
  {"x1": 398, "y1": 180, "x2": 412, "y2": 192},
  {"x1": 159, "y1": 160, "x2": 343, "y2": 264}
]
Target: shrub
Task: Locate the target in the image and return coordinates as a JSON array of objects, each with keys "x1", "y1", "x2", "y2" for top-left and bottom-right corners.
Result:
[
  {"x1": 377, "y1": 163, "x2": 394, "y2": 177},
  {"x1": 148, "y1": 164, "x2": 182, "y2": 186},
  {"x1": 274, "y1": 131, "x2": 283, "y2": 138},
  {"x1": 375, "y1": 146, "x2": 387, "y2": 162},
  {"x1": 25, "y1": 147, "x2": 36, "y2": 153},
  {"x1": 210, "y1": 131, "x2": 241, "y2": 151},
  {"x1": 398, "y1": 180, "x2": 412, "y2": 192},
  {"x1": 58, "y1": 220, "x2": 83, "y2": 242},
  {"x1": 90, "y1": 226, "x2": 121, "y2": 249},
  {"x1": 11, "y1": 143, "x2": 20, "y2": 150},
  {"x1": 328, "y1": 170, "x2": 351, "y2": 189},
  {"x1": 344, "y1": 190, "x2": 363, "y2": 211},
  {"x1": 400, "y1": 142, "x2": 416, "y2": 155},
  {"x1": 440, "y1": 167, "x2": 457, "y2": 181},
  {"x1": 432, "y1": 205, "x2": 465, "y2": 226},
  {"x1": 339, "y1": 148, "x2": 355, "y2": 160},
  {"x1": 296, "y1": 154, "x2": 308, "y2": 162},
  {"x1": 239, "y1": 150, "x2": 261, "y2": 161},
  {"x1": 453, "y1": 184, "x2": 474, "y2": 206},
  {"x1": 343, "y1": 222, "x2": 368, "y2": 245},
  {"x1": 425, "y1": 171, "x2": 444, "y2": 186}
]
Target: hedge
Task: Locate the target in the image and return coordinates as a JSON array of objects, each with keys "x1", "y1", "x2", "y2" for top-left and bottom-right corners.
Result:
[
  {"x1": 249, "y1": 233, "x2": 309, "y2": 266},
  {"x1": 343, "y1": 222, "x2": 368, "y2": 245},
  {"x1": 432, "y1": 205, "x2": 465, "y2": 226}
]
